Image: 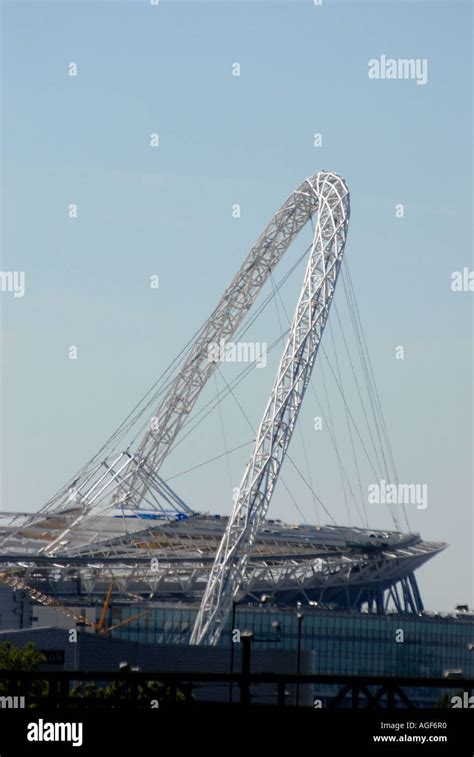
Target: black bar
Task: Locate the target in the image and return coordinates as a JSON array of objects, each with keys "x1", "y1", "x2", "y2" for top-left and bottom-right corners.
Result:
[{"x1": 240, "y1": 634, "x2": 252, "y2": 708}]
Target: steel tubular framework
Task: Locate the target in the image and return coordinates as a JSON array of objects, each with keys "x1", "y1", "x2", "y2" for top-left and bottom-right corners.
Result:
[
  {"x1": 119, "y1": 173, "x2": 346, "y2": 510},
  {"x1": 0, "y1": 171, "x2": 447, "y2": 625},
  {"x1": 191, "y1": 172, "x2": 350, "y2": 645},
  {"x1": 0, "y1": 172, "x2": 347, "y2": 558}
]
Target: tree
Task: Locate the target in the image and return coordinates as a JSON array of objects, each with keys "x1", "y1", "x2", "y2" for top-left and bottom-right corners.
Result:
[
  {"x1": 0, "y1": 641, "x2": 47, "y2": 703},
  {"x1": 70, "y1": 678, "x2": 187, "y2": 707},
  {"x1": 0, "y1": 641, "x2": 46, "y2": 671}
]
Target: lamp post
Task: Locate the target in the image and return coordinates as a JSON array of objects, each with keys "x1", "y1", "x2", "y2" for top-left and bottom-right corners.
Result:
[
  {"x1": 271, "y1": 621, "x2": 282, "y2": 642},
  {"x1": 229, "y1": 596, "x2": 281, "y2": 703},
  {"x1": 240, "y1": 630, "x2": 254, "y2": 708},
  {"x1": 229, "y1": 599, "x2": 238, "y2": 704},
  {"x1": 74, "y1": 619, "x2": 87, "y2": 671},
  {"x1": 296, "y1": 602, "x2": 304, "y2": 707}
]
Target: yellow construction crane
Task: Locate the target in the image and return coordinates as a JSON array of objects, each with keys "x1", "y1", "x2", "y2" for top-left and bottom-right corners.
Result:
[
  {"x1": 93, "y1": 579, "x2": 150, "y2": 637},
  {"x1": 0, "y1": 572, "x2": 149, "y2": 637}
]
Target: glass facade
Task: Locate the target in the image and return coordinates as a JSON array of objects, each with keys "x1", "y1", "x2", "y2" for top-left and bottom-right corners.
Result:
[{"x1": 101, "y1": 603, "x2": 474, "y2": 705}]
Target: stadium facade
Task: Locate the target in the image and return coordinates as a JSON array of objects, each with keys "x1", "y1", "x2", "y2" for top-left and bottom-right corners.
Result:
[{"x1": 0, "y1": 513, "x2": 472, "y2": 707}]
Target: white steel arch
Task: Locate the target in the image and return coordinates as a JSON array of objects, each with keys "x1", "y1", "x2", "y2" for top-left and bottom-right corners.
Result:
[
  {"x1": 0, "y1": 171, "x2": 348, "y2": 564},
  {"x1": 118, "y1": 172, "x2": 345, "y2": 510},
  {"x1": 190, "y1": 171, "x2": 350, "y2": 645}
]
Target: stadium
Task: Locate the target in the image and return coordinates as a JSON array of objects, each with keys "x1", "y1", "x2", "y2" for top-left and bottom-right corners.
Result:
[{"x1": 0, "y1": 172, "x2": 472, "y2": 706}]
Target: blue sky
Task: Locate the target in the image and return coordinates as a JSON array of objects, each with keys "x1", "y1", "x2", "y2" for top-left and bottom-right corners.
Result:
[{"x1": 1, "y1": 0, "x2": 472, "y2": 611}]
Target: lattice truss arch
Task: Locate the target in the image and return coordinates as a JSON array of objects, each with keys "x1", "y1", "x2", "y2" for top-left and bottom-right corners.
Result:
[
  {"x1": 0, "y1": 171, "x2": 348, "y2": 559},
  {"x1": 191, "y1": 172, "x2": 350, "y2": 645},
  {"x1": 0, "y1": 170, "x2": 447, "y2": 626}
]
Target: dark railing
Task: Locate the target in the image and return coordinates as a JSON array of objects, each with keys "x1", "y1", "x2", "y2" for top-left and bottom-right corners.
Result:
[{"x1": 0, "y1": 669, "x2": 472, "y2": 709}]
